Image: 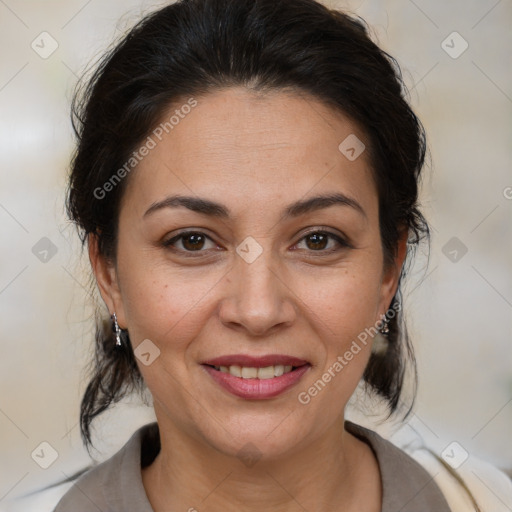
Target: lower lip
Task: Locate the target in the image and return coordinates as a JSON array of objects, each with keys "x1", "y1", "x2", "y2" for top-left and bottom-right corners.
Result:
[{"x1": 202, "y1": 364, "x2": 311, "y2": 399}]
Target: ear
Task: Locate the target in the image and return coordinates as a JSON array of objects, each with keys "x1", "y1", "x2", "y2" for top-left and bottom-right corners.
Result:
[
  {"x1": 377, "y1": 226, "x2": 408, "y2": 319},
  {"x1": 88, "y1": 233, "x2": 127, "y2": 329}
]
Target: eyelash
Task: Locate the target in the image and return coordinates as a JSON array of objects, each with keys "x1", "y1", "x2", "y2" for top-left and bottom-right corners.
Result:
[{"x1": 162, "y1": 229, "x2": 350, "y2": 257}]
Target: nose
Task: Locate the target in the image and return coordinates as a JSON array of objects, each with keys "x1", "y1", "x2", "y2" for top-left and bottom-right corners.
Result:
[{"x1": 218, "y1": 241, "x2": 297, "y2": 337}]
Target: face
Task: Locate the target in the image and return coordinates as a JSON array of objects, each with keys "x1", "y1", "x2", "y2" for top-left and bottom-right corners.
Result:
[{"x1": 92, "y1": 86, "x2": 405, "y2": 460}]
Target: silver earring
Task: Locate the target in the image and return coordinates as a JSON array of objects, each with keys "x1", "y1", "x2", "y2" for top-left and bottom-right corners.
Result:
[
  {"x1": 372, "y1": 315, "x2": 390, "y2": 356},
  {"x1": 372, "y1": 319, "x2": 390, "y2": 356},
  {"x1": 111, "y1": 312, "x2": 122, "y2": 346},
  {"x1": 372, "y1": 330, "x2": 388, "y2": 355},
  {"x1": 379, "y1": 317, "x2": 390, "y2": 336}
]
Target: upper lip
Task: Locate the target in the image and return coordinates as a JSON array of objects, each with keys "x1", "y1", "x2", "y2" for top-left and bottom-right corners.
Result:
[{"x1": 201, "y1": 354, "x2": 310, "y2": 368}]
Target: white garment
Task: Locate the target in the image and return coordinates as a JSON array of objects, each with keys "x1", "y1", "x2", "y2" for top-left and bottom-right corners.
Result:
[
  {"x1": 408, "y1": 448, "x2": 512, "y2": 512},
  {"x1": 387, "y1": 424, "x2": 512, "y2": 512}
]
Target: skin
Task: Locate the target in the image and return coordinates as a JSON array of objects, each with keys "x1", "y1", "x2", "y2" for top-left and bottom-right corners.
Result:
[{"x1": 90, "y1": 86, "x2": 408, "y2": 512}]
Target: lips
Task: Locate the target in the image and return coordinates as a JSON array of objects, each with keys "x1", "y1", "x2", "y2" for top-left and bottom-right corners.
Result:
[
  {"x1": 202, "y1": 363, "x2": 311, "y2": 399},
  {"x1": 201, "y1": 354, "x2": 310, "y2": 368},
  {"x1": 200, "y1": 354, "x2": 311, "y2": 399}
]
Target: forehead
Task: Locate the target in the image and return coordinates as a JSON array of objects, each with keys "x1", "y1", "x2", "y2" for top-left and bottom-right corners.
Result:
[{"x1": 121, "y1": 87, "x2": 377, "y2": 221}]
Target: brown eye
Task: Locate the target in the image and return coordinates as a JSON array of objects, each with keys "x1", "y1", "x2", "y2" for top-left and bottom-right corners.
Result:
[
  {"x1": 181, "y1": 232, "x2": 206, "y2": 250},
  {"x1": 305, "y1": 232, "x2": 329, "y2": 250},
  {"x1": 295, "y1": 230, "x2": 349, "y2": 253},
  {"x1": 163, "y1": 231, "x2": 216, "y2": 253}
]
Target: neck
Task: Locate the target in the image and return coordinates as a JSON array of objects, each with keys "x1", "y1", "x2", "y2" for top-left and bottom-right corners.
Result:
[{"x1": 142, "y1": 409, "x2": 381, "y2": 512}]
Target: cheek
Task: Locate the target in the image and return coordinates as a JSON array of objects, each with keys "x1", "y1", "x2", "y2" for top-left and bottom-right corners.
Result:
[
  {"x1": 293, "y1": 263, "x2": 382, "y2": 342},
  {"x1": 116, "y1": 249, "x2": 223, "y2": 349},
  {"x1": 293, "y1": 268, "x2": 381, "y2": 416}
]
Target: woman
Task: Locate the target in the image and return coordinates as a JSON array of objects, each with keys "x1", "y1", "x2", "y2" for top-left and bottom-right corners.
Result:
[{"x1": 52, "y1": 0, "x2": 510, "y2": 511}]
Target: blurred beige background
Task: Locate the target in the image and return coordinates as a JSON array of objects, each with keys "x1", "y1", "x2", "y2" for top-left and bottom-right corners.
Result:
[{"x1": 1, "y1": 0, "x2": 511, "y2": 510}]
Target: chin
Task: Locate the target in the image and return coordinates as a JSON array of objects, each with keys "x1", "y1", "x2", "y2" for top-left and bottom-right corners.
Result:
[{"x1": 197, "y1": 417, "x2": 306, "y2": 464}]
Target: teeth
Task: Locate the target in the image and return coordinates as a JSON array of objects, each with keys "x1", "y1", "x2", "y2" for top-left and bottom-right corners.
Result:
[
  {"x1": 214, "y1": 364, "x2": 295, "y2": 379},
  {"x1": 241, "y1": 366, "x2": 258, "y2": 379},
  {"x1": 274, "y1": 365, "x2": 285, "y2": 377},
  {"x1": 257, "y1": 366, "x2": 275, "y2": 379}
]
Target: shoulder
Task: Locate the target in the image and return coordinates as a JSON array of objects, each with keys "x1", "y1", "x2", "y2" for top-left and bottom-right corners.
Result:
[
  {"x1": 52, "y1": 422, "x2": 158, "y2": 512},
  {"x1": 378, "y1": 422, "x2": 512, "y2": 512},
  {"x1": 346, "y1": 421, "x2": 453, "y2": 512},
  {"x1": 52, "y1": 462, "x2": 110, "y2": 512},
  {"x1": 346, "y1": 419, "x2": 512, "y2": 512},
  {"x1": 52, "y1": 440, "x2": 128, "y2": 512},
  {"x1": 406, "y1": 443, "x2": 512, "y2": 512}
]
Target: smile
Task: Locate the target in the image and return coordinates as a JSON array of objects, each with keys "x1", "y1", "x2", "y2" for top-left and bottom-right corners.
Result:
[
  {"x1": 212, "y1": 364, "x2": 295, "y2": 379},
  {"x1": 202, "y1": 363, "x2": 311, "y2": 399}
]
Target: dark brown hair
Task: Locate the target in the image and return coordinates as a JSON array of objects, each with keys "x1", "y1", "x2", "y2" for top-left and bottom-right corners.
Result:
[{"x1": 68, "y1": 0, "x2": 428, "y2": 451}]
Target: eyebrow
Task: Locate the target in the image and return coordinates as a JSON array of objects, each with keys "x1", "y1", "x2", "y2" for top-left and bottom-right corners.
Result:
[{"x1": 143, "y1": 192, "x2": 367, "y2": 220}]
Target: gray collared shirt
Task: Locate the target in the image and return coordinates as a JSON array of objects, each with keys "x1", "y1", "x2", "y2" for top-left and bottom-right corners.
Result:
[{"x1": 53, "y1": 421, "x2": 452, "y2": 511}]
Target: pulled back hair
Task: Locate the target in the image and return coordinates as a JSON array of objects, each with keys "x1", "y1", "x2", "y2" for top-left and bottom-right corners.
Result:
[{"x1": 68, "y1": 0, "x2": 428, "y2": 452}]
